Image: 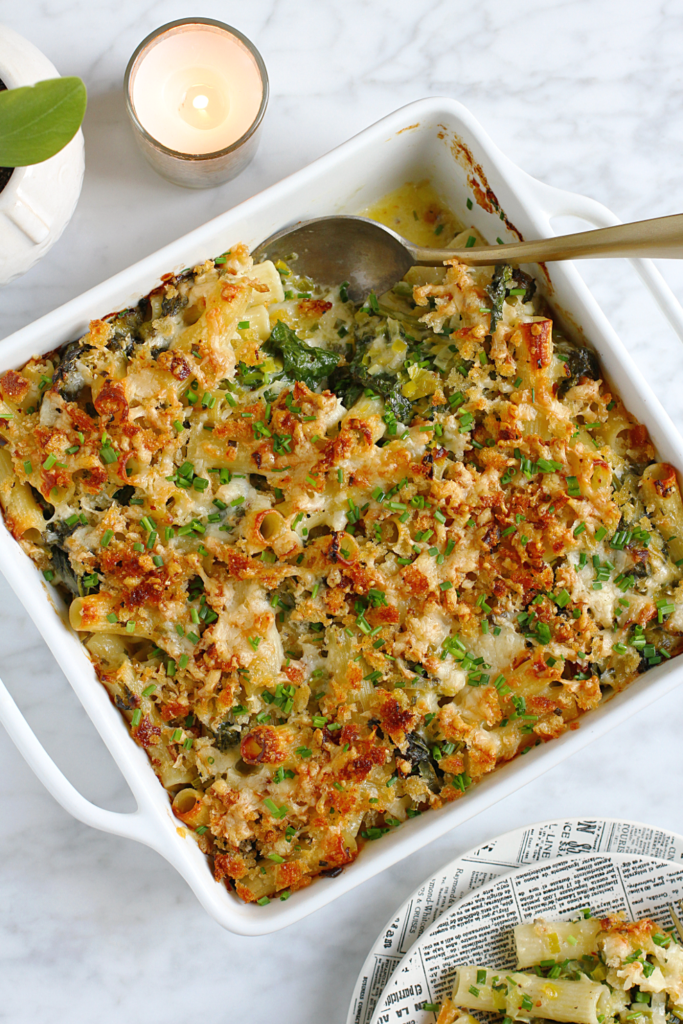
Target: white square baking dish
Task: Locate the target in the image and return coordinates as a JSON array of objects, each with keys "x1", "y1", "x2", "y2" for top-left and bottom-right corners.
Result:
[{"x1": 2, "y1": 97, "x2": 683, "y2": 936}]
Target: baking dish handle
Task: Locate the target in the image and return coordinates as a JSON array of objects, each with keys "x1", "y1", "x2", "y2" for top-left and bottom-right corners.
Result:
[
  {"x1": 514, "y1": 172, "x2": 683, "y2": 345},
  {"x1": 0, "y1": 674, "x2": 159, "y2": 846}
]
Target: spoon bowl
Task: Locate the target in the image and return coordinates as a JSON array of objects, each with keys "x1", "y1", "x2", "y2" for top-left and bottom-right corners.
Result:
[
  {"x1": 251, "y1": 216, "x2": 415, "y2": 303},
  {"x1": 252, "y1": 211, "x2": 683, "y2": 302}
]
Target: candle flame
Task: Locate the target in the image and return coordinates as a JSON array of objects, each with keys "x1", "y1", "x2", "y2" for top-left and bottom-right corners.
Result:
[{"x1": 178, "y1": 83, "x2": 228, "y2": 130}]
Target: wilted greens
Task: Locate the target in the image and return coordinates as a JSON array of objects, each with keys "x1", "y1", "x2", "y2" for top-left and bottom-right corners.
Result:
[{"x1": 266, "y1": 320, "x2": 340, "y2": 388}]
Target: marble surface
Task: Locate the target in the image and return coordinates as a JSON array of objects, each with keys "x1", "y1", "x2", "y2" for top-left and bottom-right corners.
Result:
[{"x1": 2, "y1": 1, "x2": 683, "y2": 1021}]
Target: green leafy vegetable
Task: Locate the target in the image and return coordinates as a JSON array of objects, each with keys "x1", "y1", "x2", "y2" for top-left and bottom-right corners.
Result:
[
  {"x1": 267, "y1": 320, "x2": 339, "y2": 388},
  {"x1": 214, "y1": 722, "x2": 241, "y2": 752},
  {"x1": 330, "y1": 360, "x2": 413, "y2": 422},
  {"x1": 556, "y1": 344, "x2": 601, "y2": 398},
  {"x1": 510, "y1": 268, "x2": 536, "y2": 303},
  {"x1": 486, "y1": 264, "x2": 513, "y2": 334},
  {"x1": 485, "y1": 266, "x2": 536, "y2": 335},
  {"x1": 0, "y1": 77, "x2": 87, "y2": 167}
]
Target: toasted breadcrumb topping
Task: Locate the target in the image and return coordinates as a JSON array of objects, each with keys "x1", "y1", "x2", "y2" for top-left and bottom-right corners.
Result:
[{"x1": 1, "y1": 218, "x2": 682, "y2": 903}]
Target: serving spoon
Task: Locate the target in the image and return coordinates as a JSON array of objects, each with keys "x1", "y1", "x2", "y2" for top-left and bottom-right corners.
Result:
[{"x1": 251, "y1": 212, "x2": 683, "y2": 302}]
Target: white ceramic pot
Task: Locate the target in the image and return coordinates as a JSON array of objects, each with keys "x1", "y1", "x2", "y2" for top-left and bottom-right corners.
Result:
[{"x1": 0, "y1": 24, "x2": 84, "y2": 285}]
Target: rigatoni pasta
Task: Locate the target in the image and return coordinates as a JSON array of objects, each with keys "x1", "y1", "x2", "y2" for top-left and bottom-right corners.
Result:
[
  {"x1": 515, "y1": 920, "x2": 604, "y2": 967},
  {"x1": 448, "y1": 913, "x2": 683, "y2": 1024},
  {"x1": 453, "y1": 966, "x2": 607, "y2": 1024},
  {"x1": 1, "y1": 182, "x2": 683, "y2": 903}
]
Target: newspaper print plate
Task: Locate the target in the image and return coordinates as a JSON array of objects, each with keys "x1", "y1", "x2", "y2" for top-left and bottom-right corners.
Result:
[
  {"x1": 366, "y1": 850, "x2": 683, "y2": 1024},
  {"x1": 348, "y1": 818, "x2": 683, "y2": 1024}
]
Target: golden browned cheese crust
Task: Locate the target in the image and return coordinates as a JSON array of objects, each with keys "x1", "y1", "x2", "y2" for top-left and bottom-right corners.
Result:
[{"x1": 1, "y1": 221, "x2": 682, "y2": 904}]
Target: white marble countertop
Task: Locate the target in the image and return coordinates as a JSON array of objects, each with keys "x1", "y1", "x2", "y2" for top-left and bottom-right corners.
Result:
[{"x1": 2, "y1": 1, "x2": 683, "y2": 1021}]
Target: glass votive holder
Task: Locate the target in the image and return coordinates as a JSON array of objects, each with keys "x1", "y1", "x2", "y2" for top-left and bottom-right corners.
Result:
[{"x1": 124, "y1": 18, "x2": 269, "y2": 189}]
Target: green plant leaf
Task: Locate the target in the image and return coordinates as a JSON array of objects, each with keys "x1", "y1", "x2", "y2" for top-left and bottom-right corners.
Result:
[{"x1": 0, "y1": 77, "x2": 87, "y2": 167}]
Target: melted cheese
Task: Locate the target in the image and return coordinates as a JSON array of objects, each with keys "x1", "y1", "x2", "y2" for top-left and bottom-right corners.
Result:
[{"x1": 0, "y1": 189, "x2": 681, "y2": 905}]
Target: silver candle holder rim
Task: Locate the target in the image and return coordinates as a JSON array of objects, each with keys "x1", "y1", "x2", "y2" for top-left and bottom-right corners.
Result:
[{"x1": 124, "y1": 17, "x2": 269, "y2": 164}]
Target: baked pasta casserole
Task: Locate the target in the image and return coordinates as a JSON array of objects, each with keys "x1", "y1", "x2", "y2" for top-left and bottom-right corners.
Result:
[
  {"x1": 442, "y1": 913, "x2": 683, "y2": 1024},
  {"x1": 1, "y1": 184, "x2": 683, "y2": 904}
]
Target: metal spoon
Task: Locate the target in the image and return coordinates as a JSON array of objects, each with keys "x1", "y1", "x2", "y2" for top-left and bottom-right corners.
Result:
[{"x1": 251, "y1": 212, "x2": 683, "y2": 303}]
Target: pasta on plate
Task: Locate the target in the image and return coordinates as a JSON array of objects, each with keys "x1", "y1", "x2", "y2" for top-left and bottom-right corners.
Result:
[
  {"x1": 442, "y1": 913, "x2": 683, "y2": 1024},
  {"x1": 1, "y1": 183, "x2": 683, "y2": 903}
]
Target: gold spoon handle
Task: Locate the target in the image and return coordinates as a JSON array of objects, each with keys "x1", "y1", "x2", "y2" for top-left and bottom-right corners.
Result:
[{"x1": 408, "y1": 213, "x2": 683, "y2": 266}]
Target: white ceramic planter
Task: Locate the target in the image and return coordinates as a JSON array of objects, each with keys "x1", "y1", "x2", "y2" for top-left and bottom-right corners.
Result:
[{"x1": 0, "y1": 24, "x2": 84, "y2": 285}]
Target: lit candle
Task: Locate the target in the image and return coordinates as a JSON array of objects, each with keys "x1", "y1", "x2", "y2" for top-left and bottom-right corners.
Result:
[{"x1": 125, "y1": 19, "x2": 268, "y2": 189}]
